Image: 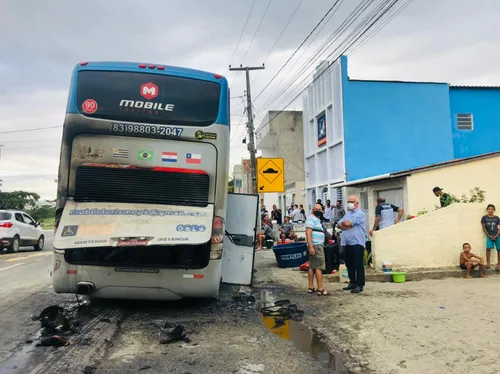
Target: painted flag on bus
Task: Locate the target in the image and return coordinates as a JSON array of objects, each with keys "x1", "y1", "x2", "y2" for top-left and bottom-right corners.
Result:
[
  {"x1": 137, "y1": 150, "x2": 153, "y2": 161},
  {"x1": 113, "y1": 148, "x2": 129, "y2": 159},
  {"x1": 162, "y1": 152, "x2": 177, "y2": 163},
  {"x1": 186, "y1": 153, "x2": 201, "y2": 164}
]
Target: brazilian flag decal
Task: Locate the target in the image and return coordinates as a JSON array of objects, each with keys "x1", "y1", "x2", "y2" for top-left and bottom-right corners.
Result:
[{"x1": 137, "y1": 150, "x2": 153, "y2": 161}]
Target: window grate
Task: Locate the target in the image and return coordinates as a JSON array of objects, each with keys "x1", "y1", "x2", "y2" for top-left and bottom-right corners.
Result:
[{"x1": 457, "y1": 113, "x2": 473, "y2": 130}]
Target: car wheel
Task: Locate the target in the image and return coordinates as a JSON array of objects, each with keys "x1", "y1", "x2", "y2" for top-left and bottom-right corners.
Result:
[
  {"x1": 34, "y1": 235, "x2": 45, "y2": 251},
  {"x1": 7, "y1": 236, "x2": 20, "y2": 253}
]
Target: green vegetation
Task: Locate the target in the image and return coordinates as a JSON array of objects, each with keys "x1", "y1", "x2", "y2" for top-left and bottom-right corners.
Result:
[
  {"x1": 432, "y1": 186, "x2": 486, "y2": 210},
  {"x1": 228, "y1": 178, "x2": 234, "y2": 193},
  {"x1": 0, "y1": 191, "x2": 40, "y2": 210},
  {"x1": 411, "y1": 187, "x2": 486, "y2": 216},
  {"x1": 0, "y1": 190, "x2": 56, "y2": 228},
  {"x1": 40, "y1": 216, "x2": 56, "y2": 230}
]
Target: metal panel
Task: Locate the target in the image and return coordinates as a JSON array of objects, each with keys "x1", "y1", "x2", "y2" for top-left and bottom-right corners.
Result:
[
  {"x1": 377, "y1": 188, "x2": 404, "y2": 221},
  {"x1": 360, "y1": 191, "x2": 370, "y2": 231},
  {"x1": 221, "y1": 193, "x2": 259, "y2": 286}
]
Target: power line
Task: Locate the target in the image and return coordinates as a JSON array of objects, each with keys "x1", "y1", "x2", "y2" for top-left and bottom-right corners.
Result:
[
  {"x1": 255, "y1": 0, "x2": 373, "y2": 121},
  {"x1": 229, "y1": 65, "x2": 265, "y2": 194},
  {"x1": 252, "y1": 0, "x2": 404, "y2": 154},
  {"x1": 256, "y1": 0, "x2": 396, "y2": 124},
  {"x1": 0, "y1": 126, "x2": 62, "y2": 134},
  {"x1": 227, "y1": 0, "x2": 257, "y2": 71},
  {"x1": 241, "y1": 0, "x2": 273, "y2": 65},
  {"x1": 348, "y1": 0, "x2": 414, "y2": 56},
  {"x1": 252, "y1": 0, "x2": 343, "y2": 103},
  {"x1": 249, "y1": 0, "x2": 305, "y2": 86},
  {"x1": 252, "y1": 0, "x2": 344, "y2": 105}
]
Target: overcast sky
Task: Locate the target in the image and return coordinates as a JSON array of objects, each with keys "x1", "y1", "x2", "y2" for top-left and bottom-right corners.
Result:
[{"x1": 0, "y1": 0, "x2": 499, "y2": 200}]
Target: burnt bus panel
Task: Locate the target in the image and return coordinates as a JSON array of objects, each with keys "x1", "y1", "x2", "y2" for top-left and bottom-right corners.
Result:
[
  {"x1": 68, "y1": 134, "x2": 218, "y2": 204},
  {"x1": 75, "y1": 166, "x2": 209, "y2": 207},
  {"x1": 64, "y1": 243, "x2": 211, "y2": 269}
]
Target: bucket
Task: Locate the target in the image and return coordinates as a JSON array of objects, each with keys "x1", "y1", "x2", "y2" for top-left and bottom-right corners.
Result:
[
  {"x1": 392, "y1": 272, "x2": 406, "y2": 283},
  {"x1": 272, "y1": 243, "x2": 309, "y2": 268}
]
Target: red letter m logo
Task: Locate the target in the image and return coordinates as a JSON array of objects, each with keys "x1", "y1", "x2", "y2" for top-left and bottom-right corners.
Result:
[{"x1": 140, "y1": 82, "x2": 159, "y2": 100}]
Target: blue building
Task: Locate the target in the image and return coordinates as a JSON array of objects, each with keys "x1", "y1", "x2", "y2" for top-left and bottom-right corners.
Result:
[{"x1": 302, "y1": 56, "x2": 500, "y2": 207}]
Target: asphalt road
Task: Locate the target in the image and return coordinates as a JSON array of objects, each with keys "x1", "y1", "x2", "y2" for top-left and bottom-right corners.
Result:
[
  {"x1": 0, "y1": 236, "x2": 340, "y2": 374},
  {"x1": 0, "y1": 231, "x2": 70, "y2": 365}
]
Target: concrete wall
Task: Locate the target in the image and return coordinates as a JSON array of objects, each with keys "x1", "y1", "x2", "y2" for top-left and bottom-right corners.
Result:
[
  {"x1": 342, "y1": 79, "x2": 454, "y2": 181},
  {"x1": 405, "y1": 155, "x2": 500, "y2": 215},
  {"x1": 372, "y1": 203, "x2": 488, "y2": 270},
  {"x1": 449, "y1": 87, "x2": 500, "y2": 158},
  {"x1": 268, "y1": 110, "x2": 305, "y2": 185}
]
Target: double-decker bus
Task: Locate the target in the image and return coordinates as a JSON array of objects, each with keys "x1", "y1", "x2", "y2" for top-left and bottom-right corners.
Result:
[{"x1": 52, "y1": 62, "x2": 258, "y2": 300}]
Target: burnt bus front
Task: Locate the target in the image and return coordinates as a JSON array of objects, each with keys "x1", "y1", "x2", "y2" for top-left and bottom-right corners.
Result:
[{"x1": 52, "y1": 63, "x2": 230, "y2": 300}]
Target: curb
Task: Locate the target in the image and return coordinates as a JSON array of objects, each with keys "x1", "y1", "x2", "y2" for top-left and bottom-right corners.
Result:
[{"x1": 300, "y1": 268, "x2": 498, "y2": 283}]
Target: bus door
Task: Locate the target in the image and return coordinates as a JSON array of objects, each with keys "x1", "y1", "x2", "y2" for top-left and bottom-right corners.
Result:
[{"x1": 221, "y1": 193, "x2": 259, "y2": 286}]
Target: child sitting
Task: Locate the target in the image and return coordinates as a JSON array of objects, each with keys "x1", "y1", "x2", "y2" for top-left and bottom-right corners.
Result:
[{"x1": 459, "y1": 242, "x2": 487, "y2": 279}]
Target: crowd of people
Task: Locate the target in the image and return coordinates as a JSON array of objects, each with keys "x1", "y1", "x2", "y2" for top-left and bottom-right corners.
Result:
[{"x1": 258, "y1": 188, "x2": 500, "y2": 291}]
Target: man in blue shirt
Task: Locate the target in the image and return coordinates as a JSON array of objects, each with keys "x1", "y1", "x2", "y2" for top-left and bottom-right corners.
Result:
[
  {"x1": 306, "y1": 203, "x2": 328, "y2": 296},
  {"x1": 338, "y1": 195, "x2": 366, "y2": 294}
]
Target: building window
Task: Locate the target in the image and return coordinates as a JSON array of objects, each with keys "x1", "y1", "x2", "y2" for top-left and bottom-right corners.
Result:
[
  {"x1": 457, "y1": 113, "x2": 473, "y2": 130},
  {"x1": 336, "y1": 188, "x2": 343, "y2": 204}
]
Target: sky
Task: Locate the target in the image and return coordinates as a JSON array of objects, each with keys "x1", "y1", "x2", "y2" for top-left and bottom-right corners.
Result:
[{"x1": 0, "y1": 0, "x2": 499, "y2": 200}]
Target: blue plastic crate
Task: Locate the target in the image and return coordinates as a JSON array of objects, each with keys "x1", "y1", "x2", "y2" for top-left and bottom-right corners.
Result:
[{"x1": 272, "y1": 243, "x2": 309, "y2": 268}]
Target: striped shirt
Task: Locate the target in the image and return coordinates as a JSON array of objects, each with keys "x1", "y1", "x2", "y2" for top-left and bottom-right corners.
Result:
[{"x1": 305, "y1": 214, "x2": 325, "y2": 245}]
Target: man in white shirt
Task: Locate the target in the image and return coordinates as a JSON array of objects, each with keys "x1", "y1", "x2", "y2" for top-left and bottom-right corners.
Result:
[
  {"x1": 324, "y1": 200, "x2": 332, "y2": 222},
  {"x1": 291, "y1": 204, "x2": 301, "y2": 223}
]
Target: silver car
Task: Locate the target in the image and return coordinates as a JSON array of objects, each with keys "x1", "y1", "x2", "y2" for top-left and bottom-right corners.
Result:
[{"x1": 0, "y1": 210, "x2": 45, "y2": 253}]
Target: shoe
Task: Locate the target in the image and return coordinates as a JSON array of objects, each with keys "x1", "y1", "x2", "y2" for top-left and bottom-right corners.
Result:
[
  {"x1": 351, "y1": 286, "x2": 363, "y2": 294},
  {"x1": 343, "y1": 284, "x2": 355, "y2": 291}
]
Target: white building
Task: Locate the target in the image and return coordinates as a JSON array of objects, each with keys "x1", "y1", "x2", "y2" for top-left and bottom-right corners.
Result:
[
  {"x1": 302, "y1": 60, "x2": 346, "y2": 210},
  {"x1": 255, "y1": 110, "x2": 305, "y2": 213}
]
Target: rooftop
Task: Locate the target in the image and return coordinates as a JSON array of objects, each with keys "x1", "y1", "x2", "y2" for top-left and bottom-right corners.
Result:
[{"x1": 333, "y1": 151, "x2": 500, "y2": 187}]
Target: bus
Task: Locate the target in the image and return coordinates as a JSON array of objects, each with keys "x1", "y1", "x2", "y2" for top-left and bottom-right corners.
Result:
[{"x1": 52, "y1": 62, "x2": 258, "y2": 300}]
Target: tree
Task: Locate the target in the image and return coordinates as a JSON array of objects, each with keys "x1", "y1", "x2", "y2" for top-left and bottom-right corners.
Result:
[
  {"x1": 0, "y1": 191, "x2": 40, "y2": 210},
  {"x1": 228, "y1": 178, "x2": 235, "y2": 193},
  {"x1": 28, "y1": 204, "x2": 56, "y2": 221}
]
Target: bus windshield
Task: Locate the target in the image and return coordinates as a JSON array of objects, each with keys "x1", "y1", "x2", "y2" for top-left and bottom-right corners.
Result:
[{"x1": 76, "y1": 70, "x2": 221, "y2": 126}]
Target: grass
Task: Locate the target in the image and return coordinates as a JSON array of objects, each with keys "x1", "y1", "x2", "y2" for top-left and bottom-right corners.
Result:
[{"x1": 40, "y1": 217, "x2": 55, "y2": 230}]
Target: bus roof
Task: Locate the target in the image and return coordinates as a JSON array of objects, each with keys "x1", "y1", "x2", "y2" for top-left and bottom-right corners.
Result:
[{"x1": 74, "y1": 61, "x2": 227, "y2": 84}]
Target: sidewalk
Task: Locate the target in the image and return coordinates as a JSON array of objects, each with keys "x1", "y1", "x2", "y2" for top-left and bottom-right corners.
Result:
[{"x1": 254, "y1": 249, "x2": 500, "y2": 374}]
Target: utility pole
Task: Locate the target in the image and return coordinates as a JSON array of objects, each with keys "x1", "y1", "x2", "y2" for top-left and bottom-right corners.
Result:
[{"x1": 228, "y1": 64, "x2": 265, "y2": 194}]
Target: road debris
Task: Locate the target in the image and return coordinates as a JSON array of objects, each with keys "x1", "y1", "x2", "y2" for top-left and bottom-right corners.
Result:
[
  {"x1": 232, "y1": 292, "x2": 256, "y2": 302},
  {"x1": 36, "y1": 305, "x2": 74, "y2": 335},
  {"x1": 83, "y1": 365, "x2": 96, "y2": 374},
  {"x1": 159, "y1": 323, "x2": 191, "y2": 344},
  {"x1": 37, "y1": 335, "x2": 70, "y2": 347},
  {"x1": 261, "y1": 300, "x2": 304, "y2": 322}
]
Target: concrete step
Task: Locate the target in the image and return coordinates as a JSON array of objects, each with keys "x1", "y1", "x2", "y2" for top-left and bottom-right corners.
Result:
[{"x1": 300, "y1": 267, "x2": 498, "y2": 283}]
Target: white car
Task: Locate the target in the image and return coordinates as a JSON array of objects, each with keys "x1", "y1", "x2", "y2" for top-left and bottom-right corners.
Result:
[{"x1": 0, "y1": 210, "x2": 45, "y2": 253}]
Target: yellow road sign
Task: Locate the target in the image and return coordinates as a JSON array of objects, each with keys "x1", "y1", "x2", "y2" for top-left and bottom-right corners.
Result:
[{"x1": 257, "y1": 158, "x2": 285, "y2": 193}]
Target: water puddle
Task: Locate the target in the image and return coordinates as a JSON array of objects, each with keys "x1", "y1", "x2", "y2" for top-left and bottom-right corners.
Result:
[
  {"x1": 0, "y1": 340, "x2": 37, "y2": 374},
  {"x1": 257, "y1": 290, "x2": 347, "y2": 373}
]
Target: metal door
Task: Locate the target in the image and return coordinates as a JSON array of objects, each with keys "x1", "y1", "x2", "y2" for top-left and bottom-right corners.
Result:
[
  {"x1": 360, "y1": 192, "x2": 370, "y2": 231},
  {"x1": 377, "y1": 188, "x2": 404, "y2": 221},
  {"x1": 221, "y1": 193, "x2": 259, "y2": 286}
]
